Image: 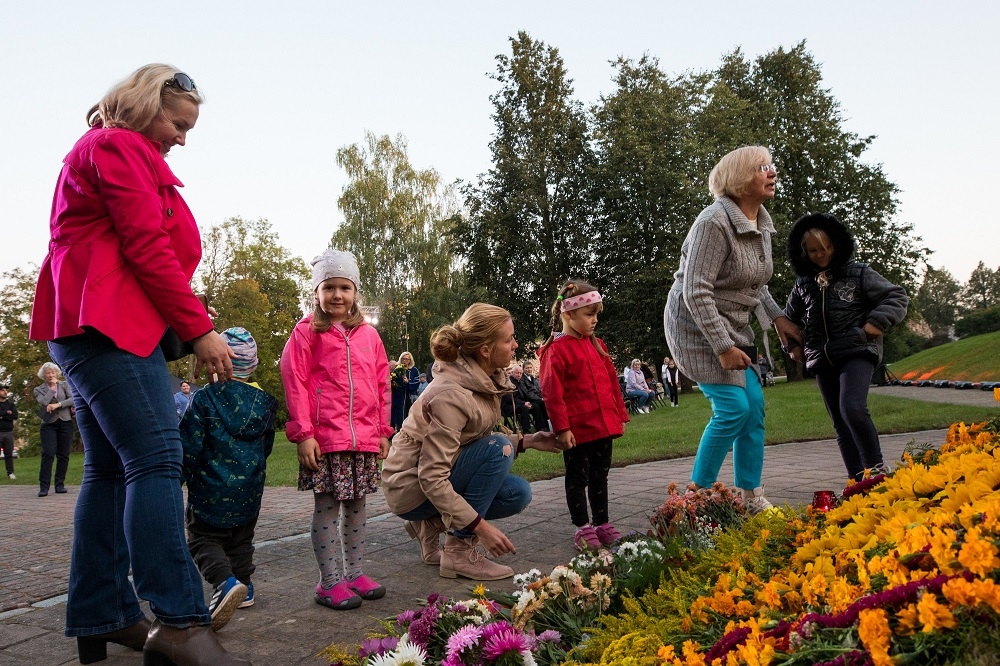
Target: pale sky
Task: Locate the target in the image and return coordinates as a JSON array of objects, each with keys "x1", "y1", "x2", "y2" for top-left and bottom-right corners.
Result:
[{"x1": 3, "y1": 1, "x2": 997, "y2": 285}]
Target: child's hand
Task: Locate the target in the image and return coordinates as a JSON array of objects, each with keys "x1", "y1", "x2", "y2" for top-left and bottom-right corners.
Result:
[
  {"x1": 556, "y1": 430, "x2": 576, "y2": 450},
  {"x1": 378, "y1": 437, "x2": 391, "y2": 459},
  {"x1": 297, "y1": 438, "x2": 322, "y2": 471},
  {"x1": 863, "y1": 323, "x2": 883, "y2": 340}
]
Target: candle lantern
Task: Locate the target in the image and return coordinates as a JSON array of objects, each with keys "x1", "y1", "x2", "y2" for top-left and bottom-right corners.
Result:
[{"x1": 812, "y1": 490, "x2": 838, "y2": 512}]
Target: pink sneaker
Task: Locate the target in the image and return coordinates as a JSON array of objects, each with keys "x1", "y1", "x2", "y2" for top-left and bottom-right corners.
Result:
[
  {"x1": 346, "y1": 574, "x2": 386, "y2": 600},
  {"x1": 574, "y1": 525, "x2": 601, "y2": 551},
  {"x1": 594, "y1": 522, "x2": 621, "y2": 546},
  {"x1": 315, "y1": 582, "x2": 362, "y2": 610}
]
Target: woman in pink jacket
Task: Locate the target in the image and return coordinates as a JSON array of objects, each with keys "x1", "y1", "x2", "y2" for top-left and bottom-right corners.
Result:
[
  {"x1": 29, "y1": 65, "x2": 246, "y2": 665},
  {"x1": 280, "y1": 249, "x2": 393, "y2": 611}
]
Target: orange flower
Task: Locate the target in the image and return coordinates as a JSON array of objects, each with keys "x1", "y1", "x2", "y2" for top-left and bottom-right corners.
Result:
[
  {"x1": 942, "y1": 577, "x2": 980, "y2": 608},
  {"x1": 658, "y1": 644, "x2": 677, "y2": 661},
  {"x1": 917, "y1": 593, "x2": 957, "y2": 632},
  {"x1": 857, "y1": 608, "x2": 892, "y2": 666},
  {"x1": 958, "y1": 528, "x2": 1000, "y2": 576},
  {"x1": 897, "y1": 602, "x2": 920, "y2": 635}
]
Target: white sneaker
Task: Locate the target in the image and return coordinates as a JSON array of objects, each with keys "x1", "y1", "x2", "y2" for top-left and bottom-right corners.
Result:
[
  {"x1": 742, "y1": 487, "x2": 773, "y2": 515},
  {"x1": 640, "y1": 407, "x2": 649, "y2": 414},
  {"x1": 7, "y1": 473, "x2": 14, "y2": 480}
]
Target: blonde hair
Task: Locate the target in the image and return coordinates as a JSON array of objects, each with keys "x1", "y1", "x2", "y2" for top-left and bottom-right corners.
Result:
[
  {"x1": 37, "y1": 362, "x2": 62, "y2": 380},
  {"x1": 708, "y1": 145, "x2": 772, "y2": 200},
  {"x1": 542, "y1": 279, "x2": 609, "y2": 357},
  {"x1": 87, "y1": 64, "x2": 203, "y2": 131},
  {"x1": 431, "y1": 303, "x2": 511, "y2": 363},
  {"x1": 801, "y1": 228, "x2": 833, "y2": 252},
  {"x1": 397, "y1": 352, "x2": 414, "y2": 367}
]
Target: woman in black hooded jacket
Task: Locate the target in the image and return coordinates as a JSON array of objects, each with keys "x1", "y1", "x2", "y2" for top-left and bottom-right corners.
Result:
[{"x1": 784, "y1": 213, "x2": 908, "y2": 482}]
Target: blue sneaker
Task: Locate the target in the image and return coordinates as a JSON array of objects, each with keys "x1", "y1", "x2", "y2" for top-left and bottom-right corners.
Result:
[
  {"x1": 209, "y1": 576, "x2": 246, "y2": 631},
  {"x1": 238, "y1": 581, "x2": 254, "y2": 608}
]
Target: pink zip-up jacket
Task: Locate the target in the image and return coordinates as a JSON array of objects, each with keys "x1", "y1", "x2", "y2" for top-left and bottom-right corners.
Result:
[{"x1": 280, "y1": 314, "x2": 394, "y2": 453}]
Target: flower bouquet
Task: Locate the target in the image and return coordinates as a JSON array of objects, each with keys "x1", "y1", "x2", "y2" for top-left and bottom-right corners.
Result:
[{"x1": 650, "y1": 482, "x2": 747, "y2": 551}]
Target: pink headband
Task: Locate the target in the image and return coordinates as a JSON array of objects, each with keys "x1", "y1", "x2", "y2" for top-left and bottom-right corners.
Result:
[{"x1": 561, "y1": 290, "x2": 603, "y2": 312}]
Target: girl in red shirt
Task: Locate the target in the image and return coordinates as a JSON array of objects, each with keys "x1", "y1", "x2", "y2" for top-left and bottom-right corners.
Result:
[{"x1": 537, "y1": 279, "x2": 630, "y2": 551}]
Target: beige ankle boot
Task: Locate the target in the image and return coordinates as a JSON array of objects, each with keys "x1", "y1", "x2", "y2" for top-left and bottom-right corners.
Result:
[
  {"x1": 741, "y1": 487, "x2": 773, "y2": 515},
  {"x1": 404, "y1": 516, "x2": 445, "y2": 565},
  {"x1": 439, "y1": 535, "x2": 514, "y2": 580}
]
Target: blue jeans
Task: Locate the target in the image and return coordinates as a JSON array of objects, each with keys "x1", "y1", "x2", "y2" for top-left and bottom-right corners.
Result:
[
  {"x1": 397, "y1": 433, "x2": 531, "y2": 538},
  {"x1": 691, "y1": 368, "x2": 765, "y2": 490},
  {"x1": 627, "y1": 390, "x2": 655, "y2": 409},
  {"x1": 49, "y1": 330, "x2": 210, "y2": 636}
]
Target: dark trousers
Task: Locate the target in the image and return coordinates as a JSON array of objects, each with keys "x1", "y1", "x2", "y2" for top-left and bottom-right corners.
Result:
[
  {"x1": 666, "y1": 384, "x2": 679, "y2": 406},
  {"x1": 527, "y1": 400, "x2": 549, "y2": 432},
  {"x1": 186, "y1": 506, "x2": 257, "y2": 587},
  {"x1": 502, "y1": 401, "x2": 533, "y2": 434},
  {"x1": 815, "y1": 357, "x2": 882, "y2": 482},
  {"x1": 1, "y1": 431, "x2": 14, "y2": 474},
  {"x1": 562, "y1": 437, "x2": 613, "y2": 527},
  {"x1": 39, "y1": 420, "x2": 73, "y2": 491}
]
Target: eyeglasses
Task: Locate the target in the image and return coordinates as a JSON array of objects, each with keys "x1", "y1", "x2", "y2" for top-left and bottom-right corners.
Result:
[
  {"x1": 757, "y1": 164, "x2": 778, "y2": 173},
  {"x1": 164, "y1": 72, "x2": 197, "y2": 92}
]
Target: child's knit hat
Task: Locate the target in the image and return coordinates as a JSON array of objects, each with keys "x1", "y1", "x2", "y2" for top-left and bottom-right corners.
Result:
[
  {"x1": 221, "y1": 327, "x2": 259, "y2": 379},
  {"x1": 311, "y1": 249, "x2": 360, "y2": 292}
]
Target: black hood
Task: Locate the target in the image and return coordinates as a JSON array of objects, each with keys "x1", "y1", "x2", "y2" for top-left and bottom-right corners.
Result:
[{"x1": 786, "y1": 212, "x2": 855, "y2": 277}]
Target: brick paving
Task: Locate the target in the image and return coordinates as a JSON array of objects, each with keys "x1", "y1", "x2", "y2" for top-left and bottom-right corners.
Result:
[{"x1": 0, "y1": 427, "x2": 966, "y2": 664}]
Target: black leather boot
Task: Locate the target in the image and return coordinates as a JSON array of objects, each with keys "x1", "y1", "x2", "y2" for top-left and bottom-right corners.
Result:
[{"x1": 76, "y1": 617, "x2": 151, "y2": 663}]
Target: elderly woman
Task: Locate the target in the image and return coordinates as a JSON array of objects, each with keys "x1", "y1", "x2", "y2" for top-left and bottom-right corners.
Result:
[
  {"x1": 382, "y1": 303, "x2": 563, "y2": 581},
  {"x1": 663, "y1": 145, "x2": 801, "y2": 513},
  {"x1": 34, "y1": 362, "x2": 75, "y2": 497},
  {"x1": 29, "y1": 65, "x2": 247, "y2": 665},
  {"x1": 624, "y1": 359, "x2": 656, "y2": 414}
]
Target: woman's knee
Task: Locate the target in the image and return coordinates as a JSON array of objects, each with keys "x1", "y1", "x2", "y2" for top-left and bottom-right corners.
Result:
[{"x1": 497, "y1": 475, "x2": 532, "y2": 512}]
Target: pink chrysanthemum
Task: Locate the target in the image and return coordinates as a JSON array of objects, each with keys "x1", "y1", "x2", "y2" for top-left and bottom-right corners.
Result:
[
  {"x1": 446, "y1": 624, "x2": 483, "y2": 659},
  {"x1": 482, "y1": 625, "x2": 531, "y2": 661}
]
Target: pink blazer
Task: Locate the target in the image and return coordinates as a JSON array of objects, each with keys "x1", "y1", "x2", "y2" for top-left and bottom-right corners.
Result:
[{"x1": 30, "y1": 127, "x2": 213, "y2": 356}]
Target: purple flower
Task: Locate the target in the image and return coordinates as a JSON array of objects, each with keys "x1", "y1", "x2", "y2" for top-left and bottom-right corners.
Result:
[
  {"x1": 358, "y1": 636, "x2": 399, "y2": 659},
  {"x1": 446, "y1": 624, "x2": 483, "y2": 659},
  {"x1": 536, "y1": 630, "x2": 562, "y2": 644},
  {"x1": 408, "y1": 615, "x2": 435, "y2": 648},
  {"x1": 482, "y1": 625, "x2": 531, "y2": 661},
  {"x1": 396, "y1": 610, "x2": 417, "y2": 628}
]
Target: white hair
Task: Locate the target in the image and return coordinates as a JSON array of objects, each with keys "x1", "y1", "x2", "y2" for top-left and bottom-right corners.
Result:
[{"x1": 37, "y1": 362, "x2": 62, "y2": 380}]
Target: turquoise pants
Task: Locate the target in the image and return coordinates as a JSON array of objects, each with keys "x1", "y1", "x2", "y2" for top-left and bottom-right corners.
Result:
[{"x1": 691, "y1": 368, "x2": 765, "y2": 490}]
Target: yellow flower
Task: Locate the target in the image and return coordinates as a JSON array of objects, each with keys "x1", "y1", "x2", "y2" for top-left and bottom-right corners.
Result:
[
  {"x1": 857, "y1": 608, "x2": 892, "y2": 666},
  {"x1": 657, "y1": 645, "x2": 677, "y2": 661},
  {"x1": 472, "y1": 584, "x2": 486, "y2": 597},
  {"x1": 917, "y1": 593, "x2": 957, "y2": 632},
  {"x1": 896, "y1": 602, "x2": 920, "y2": 635},
  {"x1": 942, "y1": 577, "x2": 980, "y2": 609},
  {"x1": 680, "y1": 640, "x2": 705, "y2": 666}
]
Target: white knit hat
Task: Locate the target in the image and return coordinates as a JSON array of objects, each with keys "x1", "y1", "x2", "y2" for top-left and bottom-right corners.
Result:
[{"x1": 311, "y1": 249, "x2": 360, "y2": 291}]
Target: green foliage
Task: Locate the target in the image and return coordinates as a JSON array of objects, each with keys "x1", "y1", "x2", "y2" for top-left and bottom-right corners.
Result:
[
  {"x1": 956, "y1": 305, "x2": 1000, "y2": 339},
  {"x1": 0, "y1": 266, "x2": 51, "y2": 449},
  {"x1": 195, "y1": 217, "x2": 310, "y2": 424},
  {"x1": 458, "y1": 31, "x2": 596, "y2": 349},
  {"x1": 961, "y1": 261, "x2": 1000, "y2": 311},
  {"x1": 917, "y1": 266, "x2": 963, "y2": 338}
]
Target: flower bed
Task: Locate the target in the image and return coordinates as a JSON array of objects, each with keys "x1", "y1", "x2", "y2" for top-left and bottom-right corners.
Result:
[{"x1": 325, "y1": 419, "x2": 1000, "y2": 666}]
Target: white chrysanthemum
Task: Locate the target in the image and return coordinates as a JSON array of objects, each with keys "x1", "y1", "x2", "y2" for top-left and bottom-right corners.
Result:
[
  {"x1": 392, "y1": 638, "x2": 427, "y2": 666},
  {"x1": 514, "y1": 588, "x2": 537, "y2": 613},
  {"x1": 616, "y1": 541, "x2": 640, "y2": 560},
  {"x1": 521, "y1": 649, "x2": 538, "y2": 666},
  {"x1": 513, "y1": 569, "x2": 542, "y2": 587}
]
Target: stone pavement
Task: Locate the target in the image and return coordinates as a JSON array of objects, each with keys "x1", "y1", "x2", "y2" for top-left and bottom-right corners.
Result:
[{"x1": 0, "y1": 428, "x2": 958, "y2": 664}]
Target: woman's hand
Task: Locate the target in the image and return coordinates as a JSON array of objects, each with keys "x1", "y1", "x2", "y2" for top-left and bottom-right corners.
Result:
[
  {"x1": 191, "y1": 331, "x2": 235, "y2": 383},
  {"x1": 789, "y1": 347, "x2": 805, "y2": 363},
  {"x1": 773, "y1": 316, "x2": 804, "y2": 350},
  {"x1": 863, "y1": 323, "x2": 883, "y2": 340},
  {"x1": 46, "y1": 403, "x2": 59, "y2": 413},
  {"x1": 378, "y1": 436, "x2": 391, "y2": 459},
  {"x1": 473, "y1": 519, "x2": 516, "y2": 557},
  {"x1": 527, "y1": 430, "x2": 570, "y2": 452},
  {"x1": 719, "y1": 346, "x2": 753, "y2": 371},
  {"x1": 297, "y1": 438, "x2": 322, "y2": 471}
]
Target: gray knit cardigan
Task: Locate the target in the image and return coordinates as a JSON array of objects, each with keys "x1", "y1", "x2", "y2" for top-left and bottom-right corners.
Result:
[{"x1": 663, "y1": 197, "x2": 785, "y2": 387}]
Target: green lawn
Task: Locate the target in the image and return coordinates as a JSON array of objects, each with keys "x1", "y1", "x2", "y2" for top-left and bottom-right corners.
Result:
[
  {"x1": 888, "y1": 331, "x2": 1000, "y2": 382},
  {"x1": 7, "y1": 380, "x2": 996, "y2": 488}
]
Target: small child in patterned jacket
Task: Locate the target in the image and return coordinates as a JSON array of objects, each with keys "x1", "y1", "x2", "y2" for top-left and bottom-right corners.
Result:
[{"x1": 180, "y1": 326, "x2": 277, "y2": 632}]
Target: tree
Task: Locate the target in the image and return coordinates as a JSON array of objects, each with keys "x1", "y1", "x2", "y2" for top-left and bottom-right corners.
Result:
[
  {"x1": 915, "y1": 266, "x2": 962, "y2": 340},
  {"x1": 589, "y1": 56, "x2": 718, "y2": 364},
  {"x1": 962, "y1": 262, "x2": 1000, "y2": 311},
  {"x1": 0, "y1": 266, "x2": 51, "y2": 448},
  {"x1": 195, "y1": 217, "x2": 311, "y2": 422},
  {"x1": 457, "y1": 31, "x2": 595, "y2": 347},
  {"x1": 332, "y1": 132, "x2": 471, "y2": 368}
]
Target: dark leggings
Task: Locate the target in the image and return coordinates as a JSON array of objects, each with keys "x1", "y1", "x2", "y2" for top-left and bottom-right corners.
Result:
[
  {"x1": 562, "y1": 437, "x2": 613, "y2": 527},
  {"x1": 815, "y1": 357, "x2": 882, "y2": 482}
]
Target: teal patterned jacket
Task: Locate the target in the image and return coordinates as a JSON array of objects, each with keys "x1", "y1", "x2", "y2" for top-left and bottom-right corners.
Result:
[{"x1": 180, "y1": 380, "x2": 278, "y2": 528}]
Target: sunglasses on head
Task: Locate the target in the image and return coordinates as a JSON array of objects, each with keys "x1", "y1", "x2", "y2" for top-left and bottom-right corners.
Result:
[{"x1": 163, "y1": 72, "x2": 196, "y2": 92}]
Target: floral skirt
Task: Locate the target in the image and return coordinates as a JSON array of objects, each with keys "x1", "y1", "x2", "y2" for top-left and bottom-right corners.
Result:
[{"x1": 298, "y1": 451, "x2": 380, "y2": 500}]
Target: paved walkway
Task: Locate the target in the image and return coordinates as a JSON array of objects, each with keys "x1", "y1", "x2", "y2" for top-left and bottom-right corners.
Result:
[{"x1": 0, "y1": 425, "x2": 962, "y2": 665}]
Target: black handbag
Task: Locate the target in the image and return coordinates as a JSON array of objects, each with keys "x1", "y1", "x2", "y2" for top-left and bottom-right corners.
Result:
[
  {"x1": 160, "y1": 327, "x2": 194, "y2": 362},
  {"x1": 159, "y1": 294, "x2": 208, "y2": 362}
]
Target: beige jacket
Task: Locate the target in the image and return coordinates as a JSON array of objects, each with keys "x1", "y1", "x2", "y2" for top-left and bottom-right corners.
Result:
[{"x1": 381, "y1": 352, "x2": 514, "y2": 531}]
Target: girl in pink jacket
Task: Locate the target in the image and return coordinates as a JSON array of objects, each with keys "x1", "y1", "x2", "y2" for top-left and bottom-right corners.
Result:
[{"x1": 280, "y1": 249, "x2": 393, "y2": 611}]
